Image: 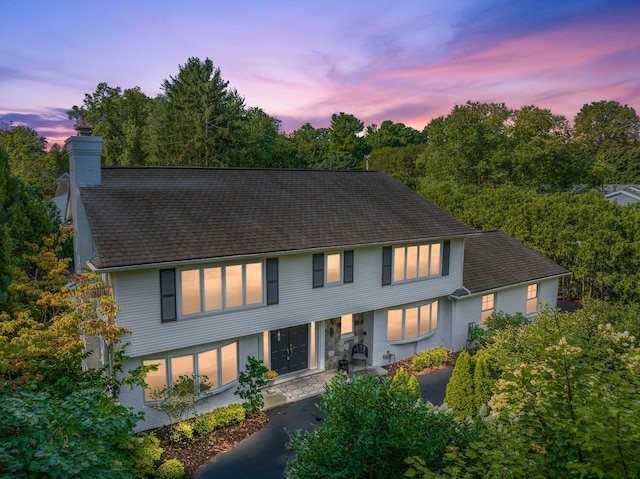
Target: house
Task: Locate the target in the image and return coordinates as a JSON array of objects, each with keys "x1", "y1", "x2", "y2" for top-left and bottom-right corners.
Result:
[
  {"x1": 65, "y1": 135, "x2": 568, "y2": 431},
  {"x1": 603, "y1": 185, "x2": 640, "y2": 205}
]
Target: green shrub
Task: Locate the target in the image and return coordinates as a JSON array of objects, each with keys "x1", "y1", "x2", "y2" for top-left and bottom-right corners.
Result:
[
  {"x1": 129, "y1": 432, "x2": 163, "y2": 478},
  {"x1": 170, "y1": 422, "x2": 193, "y2": 443},
  {"x1": 0, "y1": 383, "x2": 140, "y2": 479},
  {"x1": 154, "y1": 459, "x2": 185, "y2": 479},
  {"x1": 444, "y1": 350, "x2": 475, "y2": 419},
  {"x1": 235, "y1": 356, "x2": 268, "y2": 412},
  {"x1": 390, "y1": 368, "x2": 421, "y2": 401},
  {"x1": 286, "y1": 372, "x2": 479, "y2": 479},
  {"x1": 412, "y1": 347, "x2": 448, "y2": 371},
  {"x1": 472, "y1": 349, "x2": 497, "y2": 411},
  {"x1": 194, "y1": 403, "x2": 246, "y2": 435}
]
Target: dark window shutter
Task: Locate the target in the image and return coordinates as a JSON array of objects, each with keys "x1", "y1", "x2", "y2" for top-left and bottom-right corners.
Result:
[
  {"x1": 313, "y1": 253, "x2": 324, "y2": 288},
  {"x1": 160, "y1": 269, "x2": 177, "y2": 322},
  {"x1": 382, "y1": 247, "x2": 392, "y2": 286},
  {"x1": 266, "y1": 258, "x2": 279, "y2": 305},
  {"x1": 442, "y1": 240, "x2": 451, "y2": 276},
  {"x1": 343, "y1": 250, "x2": 354, "y2": 284}
]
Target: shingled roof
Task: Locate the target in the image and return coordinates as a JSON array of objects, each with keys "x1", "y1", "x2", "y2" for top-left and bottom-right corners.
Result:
[
  {"x1": 462, "y1": 230, "x2": 568, "y2": 294},
  {"x1": 80, "y1": 168, "x2": 476, "y2": 269}
]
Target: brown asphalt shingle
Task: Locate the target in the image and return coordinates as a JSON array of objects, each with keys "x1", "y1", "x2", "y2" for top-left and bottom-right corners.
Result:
[
  {"x1": 81, "y1": 168, "x2": 477, "y2": 269},
  {"x1": 463, "y1": 230, "x2": 569, "y2": 294}
]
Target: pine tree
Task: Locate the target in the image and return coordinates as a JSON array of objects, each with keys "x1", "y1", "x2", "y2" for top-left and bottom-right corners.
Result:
[
  {"x1": 473, "y1": 349, "x2": 496, "y2": 411},
  {"x1": 390, "y1": 368, "x2": 421, "y2": 402},
  {"x1": 444, "y1": 349, "x2": 475, "y2": 419}
]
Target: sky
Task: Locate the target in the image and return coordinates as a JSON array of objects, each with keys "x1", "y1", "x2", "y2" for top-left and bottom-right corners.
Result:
[{"x1": 1, "y1": 0, "x2": 639, "y2": 147}]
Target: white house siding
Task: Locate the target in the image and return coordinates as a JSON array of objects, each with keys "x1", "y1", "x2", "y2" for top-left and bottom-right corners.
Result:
[
  {"x1": 112, "y1": 239, "x2": 466, "y2": 359},
  {"x1": 451, "y1": 277, "x2": 562, "y2": 351},
  {"x1": 119, "y1": 334, "x2": 262, "y2": 432},
  {"x1": 369, "y1": 298, "x2": 454, "y2": 366}
]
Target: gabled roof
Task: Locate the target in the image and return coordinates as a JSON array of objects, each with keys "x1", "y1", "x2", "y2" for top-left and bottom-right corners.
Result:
[
  {"x1": 81, "y1": 168, "x2": 476, "y2": 269},
  {"x1": 462, "y1": 230, "x2": 568, "y2": 294}
]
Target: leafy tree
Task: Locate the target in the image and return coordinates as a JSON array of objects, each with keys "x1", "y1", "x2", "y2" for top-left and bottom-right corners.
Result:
[
  {"x1": 472, "y1": 305, "x2": 640, "y2": 478},
  {"x1": 0, "y1": 147, "x2": 57, "y2": 304},
  {"x1": 418, "y1": 102, "x2": 510, "y2": 187},
  {"x1": 0, "y1": 230, "x2": 128, "y2": 388},
  {"x1": 146, "y1": 57, "x2": 245, "y2": 167},
  {"x1": 444, "y1": 349, "x2": 475, "y2": 419},
  {"x1": 289, "y1": 122, "x2": 330, "y2": 168},
  {"x1": 366, "y1": 144, "x2": 425, "y2": 189},
  {"x1": 573, "y1": 100, "x2": 640, "y2": 184},
  {"x1": 0, "y1": 382, "x2": 143, "y2": 479},
  {"x1": 287, "y1": 373, "x2": 479, "y2": 479},
  {"x1": 0, "y1": 125, "x2": 59, "y2": 197},
  {"x1": 325, "y1": 112, "x2": 365, "y2": 169},
  {"x1": 235, "y1": 356, "x2": 268, "y2": 412},
  {"x1": 68, "y1": 82, "x2": 153, "y2": 166},
  {"x1": 364, "y1": 120, "x2": 422, "y2": 150},
  {"x1": 574, "y1": 100, "x2": 640, "y2": 152},
  {"x1": 233, "y1": 107, "x2": 299, "y2": 168}
]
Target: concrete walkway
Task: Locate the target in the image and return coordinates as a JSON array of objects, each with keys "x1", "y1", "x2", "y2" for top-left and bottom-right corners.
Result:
[
  {"x1": 262, "y1": 365, "x2": 387, "y2": 409},
  {"x1": 198, "y1": 365, "x2": 453, "y2": 479}
]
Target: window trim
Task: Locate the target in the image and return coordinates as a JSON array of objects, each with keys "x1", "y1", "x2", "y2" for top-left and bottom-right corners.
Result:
[
  {"x1": 391, "y1": 242, "x2": 443, "y2": 283},
  {"x1": 481, "y1": 293, "x2": 495, "y2": 325},
  {"x1": 386, "y1": 300, "x2": 439, "y2": 343},
  {"x1": 142, "y1": 341, "x2": 239, "y2": 403},
  {"x1": 178, "y1": 260, "x2": 265, "y2": 317},
  {"x1": 313, "y1": 250, "x2": 354, "y2": 288},
  {"x1": 526, "y1": 283, "x2": 538, "y2": 315},
  {"x1": 341, "y1": 314, "x2": 354, "y2": 338}
]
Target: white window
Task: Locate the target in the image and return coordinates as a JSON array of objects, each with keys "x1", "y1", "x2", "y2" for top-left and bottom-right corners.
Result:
[
  {"x1": 326, "y1": 253, "x2": 342, "y2": 284},
  {"x1": 341, "y1": 314, "x2": 354, "y2": 338},
  {"x1": 143, "y1": 342, "x2": 238, "y2": 401},
  {"x1": 180, "y1": 262, "x2": 263, "y2": 316},
  {"x1": 393, "y1": 243, "x2": 441, "y2": 282},
  {"x1": 526, "y1": 284, "x2": 538, "y2": 315},
  {"x1": 387, "y1": 301, "x2": 439, "y2": 341},
  {"x1": 481, "y1": 293, "x2": 495, "y2": 325}
]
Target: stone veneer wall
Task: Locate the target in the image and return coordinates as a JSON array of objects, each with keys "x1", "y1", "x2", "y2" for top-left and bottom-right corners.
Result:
[{"x1": 324, "y1": 313, "x2": 365, "y2": 370}]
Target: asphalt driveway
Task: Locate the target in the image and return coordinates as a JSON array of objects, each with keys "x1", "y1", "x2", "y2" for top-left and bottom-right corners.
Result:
[{"x1": 197, "y1": 366, "x2": 453, "y2": 479}]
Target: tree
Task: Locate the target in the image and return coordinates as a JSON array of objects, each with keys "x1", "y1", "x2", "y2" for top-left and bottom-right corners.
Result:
[
  {"x1": 0, "y1": 230, "x2": 128, "y2": 388},
  {"x1": 573, "y1": 101, "x2": 640, "y2": 184},
  {"x1": 146, "y1": 57, "x2": 245, "y2": 167},
  {"x1": 574, "y1": 100, "x2": 640, "y2": 151},
  {"x1": 471, "y1": 305, "x2": 640, "y2": 478},
  {"x1": 289, "y1": 122, "x2": 330, "y2": 168},
  {"x1": 366, "y1": 144, "x2": 425, "y2": 189},
  {"x1": 0, "y1": 146, "x2": 57, "y2": 304},
  {"x1": 286, "y1": 373, "x2": 479, "y2": 479},
  {"x1": 68, "y1": 83, "x2": 153, "y2": 166},
  {"x1": 418, "y1": 102, "x2": 510, "y2": 187},
  {"x1": 233, "y1": 107, "x2": 299, "y2": 168},
  {"x1": 364, "y1": 120, "x2": 422, "y2": 150},
  {"x1": 444, "y1": 350, "x2": 476, "y2": 419},
  {"x1": 0, "y1": 125, "x2": 58, "y2": 197},
  {"x1": 324, "y1": 112, "x2": 365, "y2": 169}
]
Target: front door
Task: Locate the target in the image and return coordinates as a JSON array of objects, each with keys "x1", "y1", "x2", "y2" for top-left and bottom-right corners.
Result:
[{"x1": 270, "y1": 324, "x2": 309, "y2": 376}]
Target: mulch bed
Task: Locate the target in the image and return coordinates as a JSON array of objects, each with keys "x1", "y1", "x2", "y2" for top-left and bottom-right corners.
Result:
[
  {"x1": 154, "y1": 412, "x2": 268, "y2": 479},
  {"x1": 154, "y1": 352, "x2": 457, "y2": 478},
  {"x1": 382, "y1": 350, "x2": 458, "y2": 377}
]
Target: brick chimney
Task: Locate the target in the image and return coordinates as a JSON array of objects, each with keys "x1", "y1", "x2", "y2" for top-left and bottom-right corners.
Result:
[{"x1": 65, "y1": 135, "x2": 103, "y2": 273}]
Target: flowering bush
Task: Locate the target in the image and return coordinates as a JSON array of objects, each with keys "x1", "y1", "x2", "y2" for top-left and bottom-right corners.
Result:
[{"x1": 264, "y1": 369, "x2": 279, "y2": 380}]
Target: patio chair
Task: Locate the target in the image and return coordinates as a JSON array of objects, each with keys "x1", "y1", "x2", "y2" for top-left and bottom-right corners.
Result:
[{"x1": 351, "y1": 342, "x2": 368, "y2": 370}]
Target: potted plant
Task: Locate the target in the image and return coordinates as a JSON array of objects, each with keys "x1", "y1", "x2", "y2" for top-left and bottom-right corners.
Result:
[{"x1": 265, "y1": 369, "x2": 278, "y2": 387}]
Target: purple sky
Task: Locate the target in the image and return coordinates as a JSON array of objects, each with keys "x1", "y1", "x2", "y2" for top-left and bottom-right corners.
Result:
[{"x1": 1, "y1": 0, "x2": 639, "y2": 147}]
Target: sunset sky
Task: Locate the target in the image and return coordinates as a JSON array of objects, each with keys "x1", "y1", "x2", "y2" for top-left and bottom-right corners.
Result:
[{"x1": 1, "y1": 0, "x2": 639, "y2": 147}]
